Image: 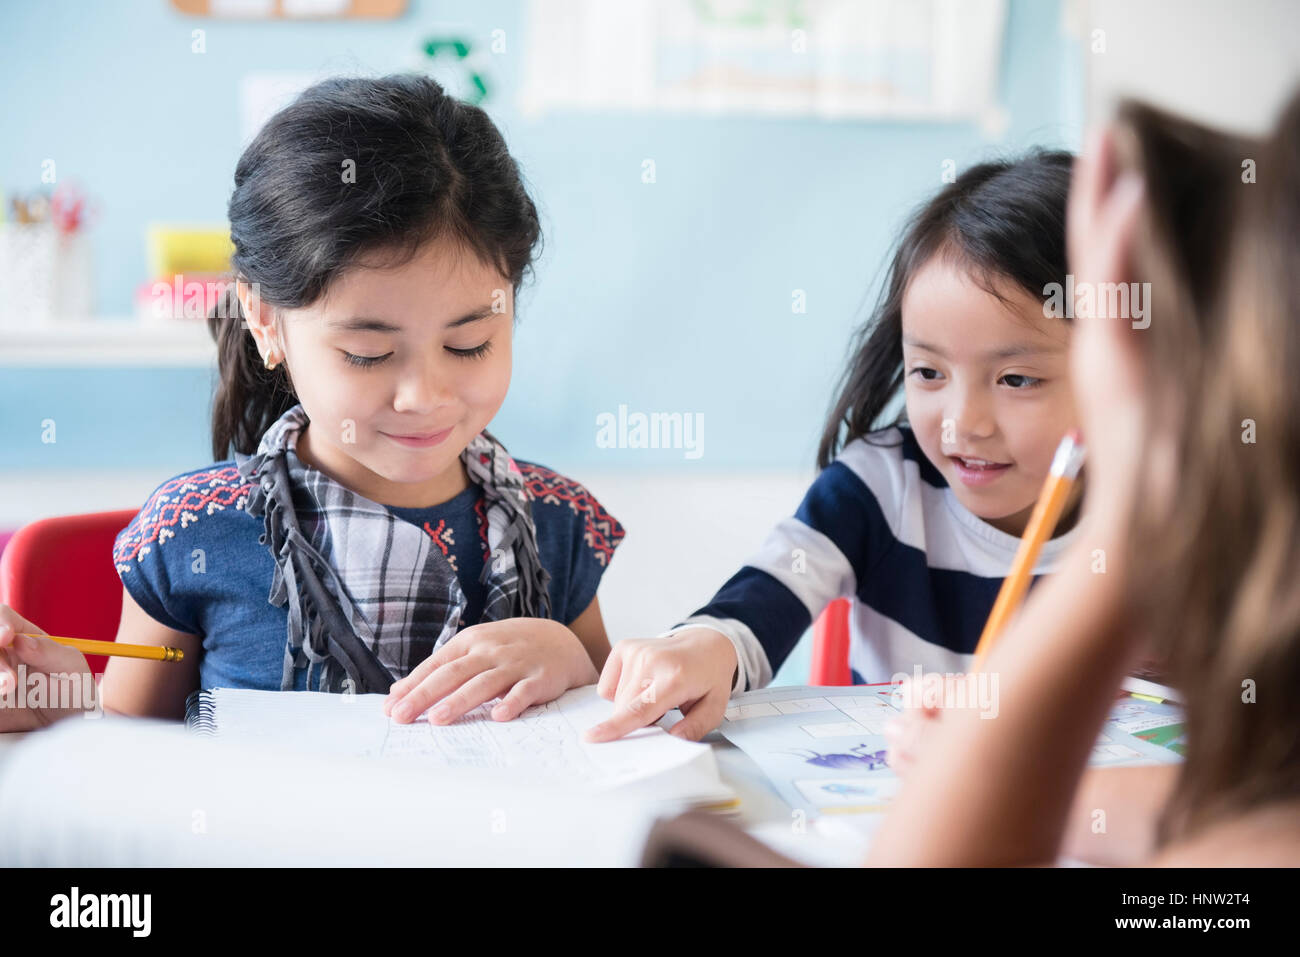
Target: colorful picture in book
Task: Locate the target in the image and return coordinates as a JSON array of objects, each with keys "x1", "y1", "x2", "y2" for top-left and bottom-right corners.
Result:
[
  {"x1": 1107, "y1": 695, "x2": 1188, "y2": 757},
  {"x1": 786, "y1": 745, "x2": 889, "y2": 771}
]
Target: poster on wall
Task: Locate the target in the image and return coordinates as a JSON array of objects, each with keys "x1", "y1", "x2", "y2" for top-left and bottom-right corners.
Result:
[
  {"x1": 170, "y1": 0, "x2": 406, "y2": 18},
  {"x1": 521, "y1": 0, "x2": 1007, "y2": 123}
]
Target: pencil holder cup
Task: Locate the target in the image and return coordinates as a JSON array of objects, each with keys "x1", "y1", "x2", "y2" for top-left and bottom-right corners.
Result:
[{"x1": 0, "y1": 222, "x2": 94, "y2": 326}]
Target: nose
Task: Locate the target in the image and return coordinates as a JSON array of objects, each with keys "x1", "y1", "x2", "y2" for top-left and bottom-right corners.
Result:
[
  {"x1": 945, "y1": 381, "x2": 997, "y2": 445},
  {"x1": 392, "y1": 352, "x2": 456, "y2": 415}
]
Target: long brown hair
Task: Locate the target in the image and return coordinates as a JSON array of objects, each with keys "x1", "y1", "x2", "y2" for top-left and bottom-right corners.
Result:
[
  {"x1": 1111, "y1": 91, "x2": 1300, "y2": 846},
  {"x1": 207, "y1": 74, "x2": 542, "y2": 460}
]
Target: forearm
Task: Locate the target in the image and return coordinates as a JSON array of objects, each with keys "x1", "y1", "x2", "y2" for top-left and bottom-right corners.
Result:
[
  {"x1": 567, "y1": 599, "x2": 611, "y2": 675},
  {"x1": 867, "y1": 540, "x2": 1141, "y2": 866},
  {"x1": 1061, "y1": 765, "x2": 1180, "y2": 865}
]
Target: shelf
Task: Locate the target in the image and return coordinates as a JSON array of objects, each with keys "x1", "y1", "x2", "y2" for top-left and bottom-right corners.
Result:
[{"x1": 0, "y1": 318, "x2": 217, "y2": 367}]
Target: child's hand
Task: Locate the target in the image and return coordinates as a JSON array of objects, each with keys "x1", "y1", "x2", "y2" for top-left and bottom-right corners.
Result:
[
  {"x1": 882, "y1": 676, "x2": 943, "y2": 779},
  {"x1": 0, "y1": 605, "x2": 95, "y2": 731},
  {"x1": 382, "y1": 618, "x2": 598, "y2": 725},
  {"x1": 1067, "y1": 126, "x2": 1152, "y2": 524},
  {"x1": 583, "y1": 627, "x2": 738, "y2": 743}
]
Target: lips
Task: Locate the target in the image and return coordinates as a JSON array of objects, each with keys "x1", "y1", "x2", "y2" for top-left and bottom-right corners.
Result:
[
  {"x1": 949, "y1": 454, "x2": 1012, "y2": 488},
  {"x1": 951, "y1": 455, "x2": 1009, "y2": 470},
  {"x1": 381, "y1": 426, "x2": 455, "y2": 448},
  {"x1": 390, "y1": 430, "x2": 449, "y2": 440}
]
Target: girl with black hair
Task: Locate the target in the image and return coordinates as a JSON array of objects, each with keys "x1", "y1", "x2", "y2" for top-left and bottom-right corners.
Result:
[
  {"x1": 0, "y1": 74, "x2": 625, "y2": 731},
  {"x1": 590, "y1": 150, "x2": 1082, "y2": 743}
]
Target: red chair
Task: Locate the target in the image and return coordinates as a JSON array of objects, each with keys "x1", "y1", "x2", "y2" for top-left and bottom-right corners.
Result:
[
  {"x1": 0, "y1": 509, "x2": 138, "y2": 677},
  {"x1": 809, "y1": 597, "x2": 853, "y2": 686}
]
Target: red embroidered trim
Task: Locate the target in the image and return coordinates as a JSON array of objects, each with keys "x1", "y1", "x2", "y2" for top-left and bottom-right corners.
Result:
[
  {"x1": 421, "y1": 518, "x2": 458, "y2": 572},
  {"x1": 518, "y1": 463, "x2": 625, "y2": 567},
  {"x1": 114, "y1": 466, "x2": 253, "y2": 567},
  {"x1": 473, "y1": 498, "x2": 490, "y2": 556}
]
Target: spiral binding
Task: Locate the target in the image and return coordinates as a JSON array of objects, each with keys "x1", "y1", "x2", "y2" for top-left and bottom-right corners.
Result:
[{"x1": 184, "y1": 689, "x2": 219, "y2": 736}]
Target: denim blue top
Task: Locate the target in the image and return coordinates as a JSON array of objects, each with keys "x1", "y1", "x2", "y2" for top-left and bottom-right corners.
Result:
[{"x1": 113, "y1": 458, "x2": 624, "y2": 691}]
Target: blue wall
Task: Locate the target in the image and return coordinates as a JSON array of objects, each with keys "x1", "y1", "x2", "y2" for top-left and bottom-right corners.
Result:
[{"x1": 1, "y1": 0, "x2": 1082, "y2": 475}]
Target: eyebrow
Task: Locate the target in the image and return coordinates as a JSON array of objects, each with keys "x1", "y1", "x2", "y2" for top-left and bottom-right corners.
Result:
[
  {"x1": 902, "y1": 338, "x2": 1054, "y2": 360},
  {"x1": 327, "y1": 306, "x2": 498, "y2": 334}
]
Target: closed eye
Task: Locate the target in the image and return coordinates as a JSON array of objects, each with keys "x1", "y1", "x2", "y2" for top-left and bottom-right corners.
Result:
[
  {"x1": 447, "y1": 340, "x2": 493, "y2": 360},
  {"x1": 342, "y1": 351, "x2": 392, "y2": 368}
]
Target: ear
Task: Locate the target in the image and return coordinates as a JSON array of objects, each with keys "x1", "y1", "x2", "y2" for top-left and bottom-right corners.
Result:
[{"x1": 236, "y1": 279, "x2": 281, "y2": 359}]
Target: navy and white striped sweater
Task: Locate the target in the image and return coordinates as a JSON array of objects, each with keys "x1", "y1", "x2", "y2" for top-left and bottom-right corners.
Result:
[{"x1": 673, "y1": 425, "x2": 1080, "y2": 691}]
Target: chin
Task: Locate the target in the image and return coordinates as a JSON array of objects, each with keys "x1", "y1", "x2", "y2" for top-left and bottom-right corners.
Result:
[
  {"x1": 951, "y1": 487, "x2": 1016, "y2": 520},
  {"x1": 378, "y1": 457, "x2": 457, "y2": 485}
]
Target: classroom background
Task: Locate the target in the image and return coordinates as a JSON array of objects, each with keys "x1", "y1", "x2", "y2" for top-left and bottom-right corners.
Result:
[{"x1": 2, "y1": 0, "x2": 1296, "y2": 683}]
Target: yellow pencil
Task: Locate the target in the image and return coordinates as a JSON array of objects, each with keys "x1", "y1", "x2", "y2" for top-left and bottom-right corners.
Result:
[
  {"x1": 821, "y1": 803, "x2": 891, "y2": 815},
  {"x1": 18, "y1": 634, "x2": 185, "y2": 662},
  {"x1": 694, "y1": 797, "x2": 743, "y2": 813},
  {"x1": 971, "y1": 429, "x2": 1086, "y2": 668}
]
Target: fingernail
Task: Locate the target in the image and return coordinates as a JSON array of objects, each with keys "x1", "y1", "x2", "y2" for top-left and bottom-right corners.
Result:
[
  {"x1": 432, "y1": 705, "x2": 450, "y2": 722},
  {"x1": 391, "y1": 704, "x2": 409, "y2": 722}
]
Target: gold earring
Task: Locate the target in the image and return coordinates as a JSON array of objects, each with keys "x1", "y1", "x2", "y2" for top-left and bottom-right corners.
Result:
[{"x1": 264, "y1": 354, "x2": 278, "y2": 370}]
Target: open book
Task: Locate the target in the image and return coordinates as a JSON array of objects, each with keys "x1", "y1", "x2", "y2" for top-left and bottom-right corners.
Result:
[
  {"x1": 185, "y1": 684, "x2": 736, "y2": 811},
  {"x1": 0, "y1": 686, "x2": 733, "y2": 867},
  {"x1": 715, "y1": 683, "x2": 1184, "y2": 821}
]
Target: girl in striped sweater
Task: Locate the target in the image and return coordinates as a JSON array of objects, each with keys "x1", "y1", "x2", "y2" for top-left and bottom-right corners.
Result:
[{"x1": 589, "y1": 150, "x2": 1081, "y2": 743}]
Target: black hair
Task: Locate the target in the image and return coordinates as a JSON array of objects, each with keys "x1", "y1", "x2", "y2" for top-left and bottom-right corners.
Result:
[
  {"x1": 816, "y1": 150, "x2": 1074, "y2": 469},
  {"x1": 208, "y1": 73, "x2": 542, "y2": 460}
]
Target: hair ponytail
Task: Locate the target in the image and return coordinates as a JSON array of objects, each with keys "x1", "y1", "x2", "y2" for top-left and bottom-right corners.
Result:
[{"x1": 207, "y1": 73, "x2": 542, "y2": 460}]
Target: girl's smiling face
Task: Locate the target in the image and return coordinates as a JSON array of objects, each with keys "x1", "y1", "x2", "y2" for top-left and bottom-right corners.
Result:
[
  {"x1": 242, "y1": 235, "x2": 514, "y2": 508},
  {"x1": 901, "y1": 252, "x2": 1079, "y2": 537}
]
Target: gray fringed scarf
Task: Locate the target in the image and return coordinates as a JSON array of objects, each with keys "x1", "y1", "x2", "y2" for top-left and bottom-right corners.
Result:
[{"x1": 236, "y1": 404, "x2": 552, "y2": 694}]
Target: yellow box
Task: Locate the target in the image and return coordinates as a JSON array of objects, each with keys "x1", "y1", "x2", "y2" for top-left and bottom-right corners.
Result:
[{"x1": 146, "y1": 224, "x2": 234, "y2": 278}]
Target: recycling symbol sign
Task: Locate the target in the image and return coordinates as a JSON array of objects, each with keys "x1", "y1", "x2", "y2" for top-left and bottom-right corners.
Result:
[{"x1": 423, "y1": 37, "x2": 490, "y2": 105}]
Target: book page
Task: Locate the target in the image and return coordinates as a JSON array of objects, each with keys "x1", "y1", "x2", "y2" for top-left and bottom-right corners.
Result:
[
  {"x1": 0, "y1": 714, "x2": 662, "y2": 866},
  {"x1": 717, "y1": 684, "x2": 1185, "y2": 818},
  {"x1": 201, "y1": 684, "x2": 723, "y2": 795}
]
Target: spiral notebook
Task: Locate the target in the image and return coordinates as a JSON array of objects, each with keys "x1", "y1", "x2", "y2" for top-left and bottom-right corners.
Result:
[{"x1": 185, "y1": 684, "x2": 737, "y2": 811}]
